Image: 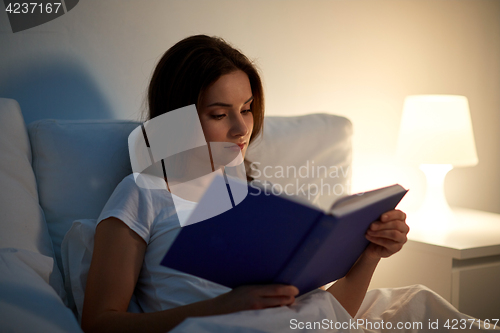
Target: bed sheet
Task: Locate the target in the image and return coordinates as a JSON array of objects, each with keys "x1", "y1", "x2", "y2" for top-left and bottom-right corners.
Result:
[
  {"x1": 171, "y1": 285, "x2": 499, "y2": 333},
  {"x1": 0, "y1": 248, "x2": 82, "y2": 333}
]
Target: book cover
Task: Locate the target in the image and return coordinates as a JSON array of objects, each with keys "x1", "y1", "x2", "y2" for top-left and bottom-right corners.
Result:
[{"x1": 161, "y1": 179, "x2": 408, "y2": 294}]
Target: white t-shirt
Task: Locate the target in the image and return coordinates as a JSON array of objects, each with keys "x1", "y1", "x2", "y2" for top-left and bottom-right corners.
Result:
[{"x1": 97, "y1": 174, "x2": 230, "y2": 313}]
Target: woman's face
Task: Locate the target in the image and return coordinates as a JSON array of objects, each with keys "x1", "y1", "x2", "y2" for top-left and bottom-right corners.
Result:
[{"x1": 198, "y1": 70, "x2": 254, "y2": 158}]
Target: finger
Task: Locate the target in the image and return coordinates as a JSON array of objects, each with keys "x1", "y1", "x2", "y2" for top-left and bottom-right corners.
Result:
[
  {"x1": 366, "y1": 235, "x2": 404, "y2": 254},
  {"x1": 369, "y1": 220, "x2": 409, "y2": 234},
  {"x1": 380, "y1": 209, "x2": 406, "y2": 222},
  {"x1": 258, "y1": 295, "x2": 296, "y2": 308},
  {"x1": 366, "y1": 228, "x2": 408, "y2": 243},
  {"x1": 255, "y1": 285, "x2": 299, "y2": 297}
]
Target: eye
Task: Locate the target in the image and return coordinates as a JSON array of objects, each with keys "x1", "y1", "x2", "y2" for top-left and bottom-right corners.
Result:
[
  {"x1": 211, "y1": 114, "x2": 226, "y2": 120},
  {"x1": 241, "y1": 109, "x2": 252, "y2": 115}
]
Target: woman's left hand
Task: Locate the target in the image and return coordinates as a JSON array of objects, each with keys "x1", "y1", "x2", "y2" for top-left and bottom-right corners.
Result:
[{"x1": 364, "y1": 209, "x2": 409, "y2": 260}]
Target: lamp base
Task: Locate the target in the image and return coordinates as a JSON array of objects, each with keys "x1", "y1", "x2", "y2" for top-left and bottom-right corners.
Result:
[{"x1": 416, "y1": 164, "x2": 455, "y2": 233}]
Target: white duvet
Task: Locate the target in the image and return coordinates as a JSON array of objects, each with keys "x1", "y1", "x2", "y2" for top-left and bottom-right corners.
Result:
[
  {"x1": 3, "y1": 244, "x2": 498, "y2": 332},
  {"x1": 60, "y1": 219, "x2": 499, "y2": 333},
  {"x1": 171, "y1": 285, "x2": 499, "y2": 333}
]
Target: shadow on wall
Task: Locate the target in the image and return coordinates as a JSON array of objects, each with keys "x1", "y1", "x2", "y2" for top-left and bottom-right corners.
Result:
[{"x1": 0, "y1": 58, "x2": 113, "y2": 124}]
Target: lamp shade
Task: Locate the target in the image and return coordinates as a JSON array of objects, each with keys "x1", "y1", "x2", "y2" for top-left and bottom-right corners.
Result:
[{"x1": 397, "y1": 95, "x2": 478, "y2": 167}]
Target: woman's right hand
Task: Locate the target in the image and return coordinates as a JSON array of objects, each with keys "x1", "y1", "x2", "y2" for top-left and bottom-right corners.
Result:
[{"x1": 211, "y1": 284, "x2": 299, "y2": 313}]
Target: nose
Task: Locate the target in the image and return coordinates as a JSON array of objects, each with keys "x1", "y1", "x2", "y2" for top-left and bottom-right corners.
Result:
[{"x1": 229, "y1": 112, "x2": 249, "y2": 138}]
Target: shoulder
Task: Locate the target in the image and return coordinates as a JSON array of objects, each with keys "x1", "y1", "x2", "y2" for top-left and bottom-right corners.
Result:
[
  {"x1": 100, "y1": 173, "x2": 175, "y2": 220},
  {"x1": 98, "y1": 174, "x2": 176, "y2": 242},
  {"x1": 113, "y1": 174, "x2": 173, "y2": 202}
]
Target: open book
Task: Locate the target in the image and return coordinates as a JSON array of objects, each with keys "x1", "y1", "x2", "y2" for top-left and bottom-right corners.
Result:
[{"x1": 161, "y1": 177, "x2": 408, "y2": 295}]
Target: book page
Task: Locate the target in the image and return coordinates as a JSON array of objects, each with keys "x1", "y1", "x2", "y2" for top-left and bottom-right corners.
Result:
[{"x1": 329, "y1": 184, "x2": 406, "y2": 217}]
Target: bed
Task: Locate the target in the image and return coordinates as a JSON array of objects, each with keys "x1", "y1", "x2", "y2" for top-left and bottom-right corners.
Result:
[{"x1": 0, "y1": 97, "x2": 494, "y2": 332}]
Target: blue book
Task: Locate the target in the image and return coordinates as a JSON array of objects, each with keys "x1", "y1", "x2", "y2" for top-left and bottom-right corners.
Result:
[{"x1": 161, "y1": 180, "x2": 408, "y2": 295}]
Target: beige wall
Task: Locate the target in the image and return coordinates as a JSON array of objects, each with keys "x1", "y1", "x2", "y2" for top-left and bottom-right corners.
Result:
[{"x1": 1, "y1": 0, "x2": 499, "y2": 213}]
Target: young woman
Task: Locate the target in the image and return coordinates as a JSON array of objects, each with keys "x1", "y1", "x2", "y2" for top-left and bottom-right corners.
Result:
[{"x1": 81, "y1": 35, "x2": 409, "y2": 333}]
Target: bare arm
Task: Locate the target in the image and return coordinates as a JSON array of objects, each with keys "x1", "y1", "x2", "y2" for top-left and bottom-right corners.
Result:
[
  {"x1": 82, "y1": 217, "x2": 299, "y2": 333},
  {"x1": 325, "y1": 252, "x2": 379, "y2": 318},
  {"x1": 327, "y1": 209, "x2": 409, "y2": 317}
]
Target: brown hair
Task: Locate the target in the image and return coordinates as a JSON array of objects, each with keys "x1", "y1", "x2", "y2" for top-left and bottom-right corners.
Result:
[{"x1": 147, "y1": 35, "x2": 264, "y2": 144}]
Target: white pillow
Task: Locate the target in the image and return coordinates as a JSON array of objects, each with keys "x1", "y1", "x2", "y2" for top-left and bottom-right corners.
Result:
[
  {"x1": 0, "y1": 248, "x2": 82, "y2": 332},
  {"x1": 28, "y1": 120, "x2": 139, "y2": 290},
  {"x1": 246, "y1": 114, "x2": 352, "y2": 210},
  {"x1": 61, "y1": 219, "x2": 95, "y2": 320},
  {"x1": 61, "y1": 219, "x2": 143, "y2": 322},
  {"x1": 0, "y1": 98, "x2": 65, "y2": 300}
]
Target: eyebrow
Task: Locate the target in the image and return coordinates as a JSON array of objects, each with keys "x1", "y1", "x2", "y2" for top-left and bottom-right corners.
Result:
[{"x1": 207, "y1": 96, "x2": 254, "y2": 108}]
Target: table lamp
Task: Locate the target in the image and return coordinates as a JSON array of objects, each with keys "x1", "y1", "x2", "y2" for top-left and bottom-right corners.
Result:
[{"x1": 397, "y1": 95, "x2": 478, "y2": 225}]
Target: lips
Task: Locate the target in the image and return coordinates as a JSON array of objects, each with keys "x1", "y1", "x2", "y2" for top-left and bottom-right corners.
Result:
[{"x1": 223, "y1": 142, "x2": 246, "y2": 150}]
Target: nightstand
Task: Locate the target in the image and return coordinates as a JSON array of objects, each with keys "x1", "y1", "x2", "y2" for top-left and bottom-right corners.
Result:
[{"x1": 368, "y1": 208, "x2": 500, "y2": 320}]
